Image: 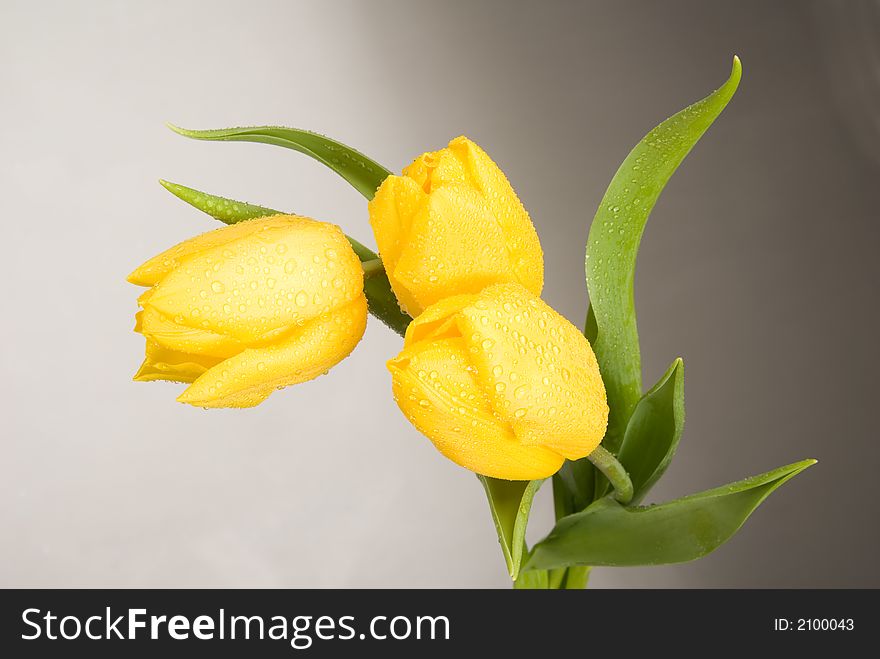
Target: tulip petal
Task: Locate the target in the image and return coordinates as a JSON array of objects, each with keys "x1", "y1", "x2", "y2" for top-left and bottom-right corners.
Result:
[
  {"x1": 457, "y1": 283, "x2": 608, "y2": 461},
  {"x1": 147, "y1": 220, "x2": 363, "y2": 343},
  {"x1": 403, "y1": 148, "x2": 468, "y2": 193},
  {"x1": 139, "y1": 306, "x2": 245, "y2": 359},
  {"x1": 127, "y1": 214, "x2": 299, "y2": 287},
  {"x1": 177, "y1": 295, "x2": 368, "y2": 408},
  {"x1": 402, "y1": 293, "x2": 477, "y2": 347},
  {"x1": 393, "y1": 186, "x2": 517, "y2": 314},
  {"x1": 389, "y1": 337, "x2": 564, "y2": 480},
  {"x1": 134, "y1": 340, "x2": 222, "y2": 383},
  {"x1": 447, "y1": 137, "x2": 544, "y2": 296},
  {"x1": 368, "y1": 175, "x2": 427, "y2": 316}
]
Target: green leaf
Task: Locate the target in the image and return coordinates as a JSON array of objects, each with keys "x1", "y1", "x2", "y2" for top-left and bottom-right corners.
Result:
[
  {"x1": 546, "y1": 567, "x2": 567, "y2": 589},
  {"x1": 478, "y1": 476, "x2": 543, "y2": 580},
  {"x1": 584, "y1": 303, "x2": 598, "y2": 344},
  {"x1": 612, "y1": 357, "x2": 685, "y2": 503},
  {"x1": 158, "y1": 179, "x2": 280, "y2": 224},
  {"x1": 524, "y1": 458, "x2": 815, "y2": 570},
  {"x1": 554, "y1": 459, "x2": 596, "y2": 516},
  {"x1": 167, "y1": 125, "x2": 392, "y2": 200},
  {"x1": 158, "y1": 180, "x2": 411, "y2": 337},
  {"x1": 513, "y1": 567, "x2": 549, "y2": 589},
  {"x1": 585, "y1": 56, "x2": 742, "y2": 453}
]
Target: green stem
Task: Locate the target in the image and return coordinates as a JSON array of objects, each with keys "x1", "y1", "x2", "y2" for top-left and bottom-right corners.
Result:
[
  {"x1": 564, "y1": 566, "x2": 591, "y2": 589},
  {"x1": 587, "y1": 446, "x2": 633, "y2": 504},
  {"x1": 361, "y1": 258, "x2": 385, "y2": 279}
]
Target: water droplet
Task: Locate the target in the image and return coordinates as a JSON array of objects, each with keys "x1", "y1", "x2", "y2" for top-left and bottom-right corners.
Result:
[
  {"x1": 211, "y1": 281, "x2": 225, "y2": 294},
  {"x1": 295, "y1": 291, "x2": 308, "y2": 307},
  {"x1": 284, "y1": 259, "x2": 298, "y2": 274}
]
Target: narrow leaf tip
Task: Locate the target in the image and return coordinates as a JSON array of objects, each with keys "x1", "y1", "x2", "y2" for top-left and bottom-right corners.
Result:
[
  {"x1": 729, "y1": 55, "x2": 742, "y2": 86},
  {"x1": 166, "y1": 122, "x2": 188, "y2": 136}
]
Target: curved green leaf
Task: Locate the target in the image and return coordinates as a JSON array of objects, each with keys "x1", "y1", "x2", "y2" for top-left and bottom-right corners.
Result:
[
  {"x1": 158, "y1": 180, "x2": 411, "y2": 336},
  {"x1": 158, "y1": 179, "x2": 280, "y2": 223},
  {"x1": 167, "y1": 125, "x2": 392, "y2": 200},
  {"x1": 586, "y1": 57, "x2": 742, "y2": 453},
  {"x1": 478, "y1": 476, "x2": 543, "y2": 580},
  {"x1": 525, "y1": 458, "x2": 815, "y2": 570},
  {"x1": 613, "y1": 357, "x2": 685, "y2": 503}
]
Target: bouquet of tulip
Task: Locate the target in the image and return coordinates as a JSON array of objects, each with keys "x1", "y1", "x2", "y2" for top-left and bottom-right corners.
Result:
[{"x1": 129, "y1": 57, "x2": 814, "y2": 588}]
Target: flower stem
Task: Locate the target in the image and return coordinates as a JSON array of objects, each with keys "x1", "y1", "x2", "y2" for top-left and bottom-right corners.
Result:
[
  {"x1": 564, "y1": 566, "x2": 591, "y2": 589},
  {"x1": 361, "y1": 258, "x2": 385, "y2": 279},
  {"x1": 587, "y1": 446, "x2": 633, "y2": 504}
]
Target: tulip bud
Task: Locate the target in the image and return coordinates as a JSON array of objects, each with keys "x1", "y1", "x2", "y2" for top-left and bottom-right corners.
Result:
[
  {"x1": 368, "y1": 136, "x2": 544, "y2": 317},
  {"x1": 388, "y1": 283, "x2": 608, "y2": 480},
  {"x1": 128, "y1": 215, "x2": 368, "y2": 408}
]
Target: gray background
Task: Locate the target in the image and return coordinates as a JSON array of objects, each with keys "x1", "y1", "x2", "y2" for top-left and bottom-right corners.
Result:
[{"x1": 1, "y1": 0, "x2": 877, "y2": 588}]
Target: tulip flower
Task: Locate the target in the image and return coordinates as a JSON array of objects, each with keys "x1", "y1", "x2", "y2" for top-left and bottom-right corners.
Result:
[
  {"x1": 368, "y1": 136, "x2": 544, "y2": 317},
  {"x1": 387, "y1": 282, "x2": 608, "y2": 480},
  {"x1": 128, "y1": 215, "x2": 368, "y2": 408}
]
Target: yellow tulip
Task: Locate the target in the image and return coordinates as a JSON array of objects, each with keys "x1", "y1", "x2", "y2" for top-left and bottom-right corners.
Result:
[
  {"x1": 368, "y1": 136, "x2": 544, "y2": 317},
  {"x1": 388, "y1": 283, "x2": 608, "y2": 480},
  {"x1": 128, "y1": 215, "x2": 368, "y2": 408}
]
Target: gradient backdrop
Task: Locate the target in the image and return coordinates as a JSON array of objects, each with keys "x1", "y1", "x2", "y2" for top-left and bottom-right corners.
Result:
[{"x1": 2, "y1": 0, "x2": 878, "y2": 587}]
